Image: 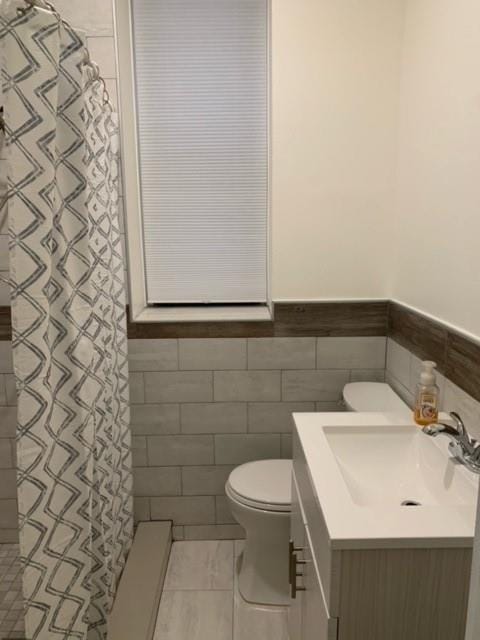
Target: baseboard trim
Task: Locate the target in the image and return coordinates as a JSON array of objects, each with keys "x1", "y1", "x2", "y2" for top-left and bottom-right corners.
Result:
[{"x1": 109, "y1": 521, "x2": 172, "y2": 640}]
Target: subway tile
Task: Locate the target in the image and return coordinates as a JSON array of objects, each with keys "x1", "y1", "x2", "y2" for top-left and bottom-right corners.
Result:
[
  {"x1": 385, "y1": 372, "x2": 414, "y2": 409},
  {"x1": 0, "y1": 407, "x2": 16, "y2": 438},
  {"x1": 0, "y1": 374, "x2": 6, "y2": 405},
  {"x1": 214, "y1": 434, "x2": 281, "y2": 465},
  {"x1": 0, "y1": 528, "x2": 19, "y2": 543},
  {"x1": 215, "y1": 496, "x2": 236, "y2": 524},
  {"x1": 147, "y1": 435, "x2": 214, "y2": 466},
  {"x1": 315, "y1": 401, "x2": 345, "y2": 412},
  {"x1": 317, "y1": 337, "x2": 386, "y2": 370},
  {"x1": 131, "y1": 436, "x2": 148, "y2": 467},
  {"x1": 130, "y1": 404, "x2": 180, "y2": 435},
  {"x1": 247, "y1": 402, "x2": 314, "y2": 433},
  {"x1": 0, "y1": 235, "x2": 8, "y2": 271},
  {"x1": 179, "y1": 338, "x2": 246, "y2": 370},
  {"x1": 182, "y1": 466, "x2": 234, "y2": 496},
  {"x1": 183, "y1": 524, "x2": 245, "y2": 541},
  {"x1": 4, "y1": 374, "x2": 15, "y2": 405},
  {"x1": 349, "y1": 369, "x2": 385, "y2": 383},
  {"x1": 87, "y1": 37, "x2": 117, "y2": 78},
  {"x1": 282, "y1": 370, "x2": 349, "y2": 401},
  {"x1": 145, "y1": 371, "x2": 213, "y2": 403},
  {"x1": 0, "y1": 500, "x2": 17, "y2": 529},
  {"x1": 150, "y1": 496, "x2": 215, "y2": 525},
  {"x1": 214, "y1": 371, "x2": 281, "y2": 402},
  {"x1": 0, "y1": 439, "x2": 13, "y2": 469},
  {"x1": 129, "y1": 372, "x2": 145, "y2": 404},
  {"x1": 54, "y1": 0, "x2": 114, "y2": 35},
  {"x1": 0, "y1": 275, "x2": 10, "y2": 306},
  {"x1": 386, "y1": 339, "x2": 411, "y2": 389},
  {"x1": 133, "y1": 497, "x2": 150, "y2": 523},
  {"x1": 181, "y1": 403, "x2": 247, "y2": 434},
  {"x1": 128, "y1": 339, "x2": 178, "y2": 371},
  {"x1": 133, "y1": 467, "x2": 181, "y2": 497},
  {"x1": 172, "y1": 525, "x2": 185, "y2": 541},
  {"x1": 0, "y1": 469, "x2": 16, "y2": 499},
  {"x1": 247, "y1": 338, "x2": 315, "y2": 370},
  {"x1": 0, "y1": 342, "x2": 13, "y2": 373},
  {"x1": 280, "y1": 434, "x2": 293, "y2": 459}
]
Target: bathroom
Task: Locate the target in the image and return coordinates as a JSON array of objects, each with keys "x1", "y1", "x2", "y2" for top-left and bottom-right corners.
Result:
[{"x1": 0, "y1": 0, "x2": 479, "y2": 638}]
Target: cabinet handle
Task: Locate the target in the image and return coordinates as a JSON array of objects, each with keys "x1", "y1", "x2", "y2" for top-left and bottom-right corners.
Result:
[
  {"x1": 290, "y1": 551, "x2": 307, "y2": 599},
  {"x1": 289, "y1": 540, "x2": 304, "y2": 585}
]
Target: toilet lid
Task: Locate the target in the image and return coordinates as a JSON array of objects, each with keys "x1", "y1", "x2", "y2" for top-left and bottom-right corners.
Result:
[
  {"x1": 227, "y1": 460, "x2": 292, "y2": 511},
  {"x1": 343, "y1": 382, "x2": 411, "y2": 415}
]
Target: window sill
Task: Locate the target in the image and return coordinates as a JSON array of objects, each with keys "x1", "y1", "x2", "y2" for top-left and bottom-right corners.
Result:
[{"x1": 131, "y1": 304, "x2": 273, "y2": 324}]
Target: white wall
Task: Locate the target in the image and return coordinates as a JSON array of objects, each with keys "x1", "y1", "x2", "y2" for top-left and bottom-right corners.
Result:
[
  {"x1": 271, "y1": 0, "x2": 404, "y2": 300},
  {"x1": 32, "y1": 0, "x2": 480, "y2": 341},
  {"x1": 392, "y1": 0, "x2": 480, "y2": 338}
]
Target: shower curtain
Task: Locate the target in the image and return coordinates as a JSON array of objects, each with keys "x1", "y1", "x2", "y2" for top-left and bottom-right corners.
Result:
[{"x1": 0, "y1": 2, "x2": 133, "y2": 639}]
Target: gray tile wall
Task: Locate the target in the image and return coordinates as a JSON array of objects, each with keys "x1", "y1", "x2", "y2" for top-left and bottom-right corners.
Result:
[
  {"x1": 129, "y1": 336, "x2": 386, "y2": 539},
  {"x1": 0, "y1": 343, "x2": 17, "y2": 543}
]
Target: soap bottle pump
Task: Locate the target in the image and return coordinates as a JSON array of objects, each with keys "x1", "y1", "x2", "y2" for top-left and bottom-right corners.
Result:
[{"x1": 414, "y1": 361, "x2": 439, "y2": 426}]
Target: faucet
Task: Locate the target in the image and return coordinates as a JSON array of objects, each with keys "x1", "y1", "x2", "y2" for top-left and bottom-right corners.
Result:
[{"x1": 422, "y1": 412, "x2": 480, "y2": 474}]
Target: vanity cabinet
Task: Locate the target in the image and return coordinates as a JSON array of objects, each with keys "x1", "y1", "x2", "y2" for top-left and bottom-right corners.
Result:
[
  {"x1": 288, "y1": 475, "x2": 337, "y2": 640},
  {"x1": 289, "y1": 429, "x2": 473, "y2": 640}
]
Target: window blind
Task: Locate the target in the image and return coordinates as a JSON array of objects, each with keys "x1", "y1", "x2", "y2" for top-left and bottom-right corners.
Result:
[{"x1": 131, "y1": 0, "x2": 269, "y2": 304}]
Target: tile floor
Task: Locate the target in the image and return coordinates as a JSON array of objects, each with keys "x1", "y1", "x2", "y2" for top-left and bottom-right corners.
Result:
[
  {"x1": 0, "y1": 545, "x2": 25, "y2": 640},
  {"x1": 154, "y1": 539, "x2": 290, "y2": 640}
]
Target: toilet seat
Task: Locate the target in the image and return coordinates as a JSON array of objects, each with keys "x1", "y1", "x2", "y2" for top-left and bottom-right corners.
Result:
[{"x1": 226, "y1": 459, "x2": 292, "y2": 513}]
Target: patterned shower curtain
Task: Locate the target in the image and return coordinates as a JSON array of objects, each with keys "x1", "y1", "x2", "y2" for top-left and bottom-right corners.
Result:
[{"x1": 0, "y1": 2, "x2": 133, "y2": 639}]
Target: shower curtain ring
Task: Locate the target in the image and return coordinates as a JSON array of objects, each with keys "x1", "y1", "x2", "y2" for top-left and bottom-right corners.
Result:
[{"x1": 17, "y1": 0, "x2": 36, "y2": 16}]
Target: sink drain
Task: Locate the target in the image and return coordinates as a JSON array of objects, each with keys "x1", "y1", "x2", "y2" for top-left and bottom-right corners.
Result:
[{"x1": 401, "y1": 499, "x2": 421, "y2": 507}]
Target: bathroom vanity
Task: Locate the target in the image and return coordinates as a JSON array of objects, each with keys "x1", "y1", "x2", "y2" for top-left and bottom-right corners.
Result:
[{"x1": 289, "y1": 412, "x2": 478, "y2": 640}]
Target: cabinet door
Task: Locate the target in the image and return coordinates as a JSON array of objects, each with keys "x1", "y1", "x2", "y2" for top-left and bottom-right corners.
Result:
[
  {"x1": 288, "y1": 474, "x2": 306, "y2": 640},
  {"x1": 302, "y1": 528, "x2": 338, "y2": 640}
]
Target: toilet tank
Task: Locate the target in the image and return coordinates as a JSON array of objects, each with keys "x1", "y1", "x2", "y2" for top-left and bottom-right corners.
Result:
[{"x1": 343, "y1": 382, "x2": 411, "y2": 416}]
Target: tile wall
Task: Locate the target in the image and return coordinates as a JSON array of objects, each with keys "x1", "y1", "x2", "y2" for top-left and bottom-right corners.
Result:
[
  {"x1": 386, "y1": 338, "x2": 480, "y2": 440},
  {"x1": 128, "y1": 336, "x2": 386, "y2": 540},
  {"x1": 0, "y1": 342, "x2": 16, "y2": 544}
]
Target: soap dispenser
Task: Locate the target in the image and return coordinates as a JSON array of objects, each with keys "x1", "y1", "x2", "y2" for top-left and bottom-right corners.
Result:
[{"x1": 414, "y1": 361, "x2": 439, "y2": 426}]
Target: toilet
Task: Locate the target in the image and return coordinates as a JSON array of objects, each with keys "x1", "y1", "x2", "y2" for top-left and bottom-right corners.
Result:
[
  {"x1": 226, "y1": 382, "x2": 410, "y2": 607},
  {"x1": 343, "y1": 381, "x2": 411, "y2": 416}
]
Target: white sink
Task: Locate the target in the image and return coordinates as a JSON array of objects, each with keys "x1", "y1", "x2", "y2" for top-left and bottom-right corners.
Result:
[
  {"x1": 293, "y1": 412, "x2": 479, "y2": 549},
  {"x1": 324, "y1": 424, "x2": 477, "y2": 508}
]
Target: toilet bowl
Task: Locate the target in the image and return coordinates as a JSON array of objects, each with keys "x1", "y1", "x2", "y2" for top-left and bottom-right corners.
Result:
[{"x1": 226, "y1": 459, "x2": 291, "y2": 606}]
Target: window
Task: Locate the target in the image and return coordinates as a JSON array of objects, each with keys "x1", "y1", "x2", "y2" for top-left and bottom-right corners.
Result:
[{"x1": 115, "y1": 0, "x2": 271, "y2": 322}]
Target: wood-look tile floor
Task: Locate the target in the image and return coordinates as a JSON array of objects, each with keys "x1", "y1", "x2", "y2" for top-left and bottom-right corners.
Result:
[{"x1": 154, "y1": 540, "x2": 290, "y2": 640}]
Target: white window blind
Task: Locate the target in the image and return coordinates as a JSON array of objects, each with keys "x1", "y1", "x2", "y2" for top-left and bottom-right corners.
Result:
[{"x1": 131, "y1": 0, "x2": 269, "y2": 304}]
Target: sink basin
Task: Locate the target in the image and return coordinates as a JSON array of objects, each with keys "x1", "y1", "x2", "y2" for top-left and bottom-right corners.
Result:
[
  {"x1": 292, "y1": 412, "x2": 479, "y2": 548},
  {"x1": 324, "y1": 425, "x2": 477, "y2": 508}
]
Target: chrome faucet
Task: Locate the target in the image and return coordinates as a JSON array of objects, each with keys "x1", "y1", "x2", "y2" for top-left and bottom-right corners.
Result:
[{"x1": 422, "y1": 412, "x2": 480, "y2": 474}]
